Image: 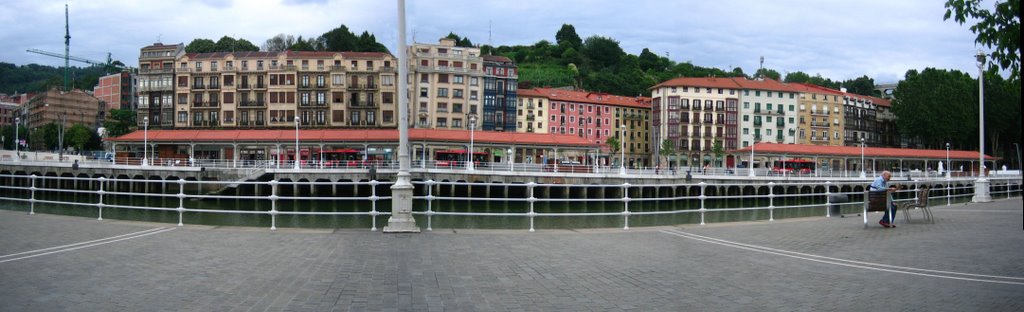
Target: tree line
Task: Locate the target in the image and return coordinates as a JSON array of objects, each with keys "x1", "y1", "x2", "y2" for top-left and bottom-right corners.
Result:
[{"x1": 184, "y1": 24, "x2": 388, "y2": 54}]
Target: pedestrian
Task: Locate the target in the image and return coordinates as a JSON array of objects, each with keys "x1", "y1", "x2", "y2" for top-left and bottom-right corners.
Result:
[{"x1": 870, "y1": 170, "x2": 898, "y2": 228}]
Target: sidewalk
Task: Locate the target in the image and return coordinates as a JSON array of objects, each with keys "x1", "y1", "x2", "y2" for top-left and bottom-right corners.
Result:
[{"x1": 1, "y1": 199, "x2": 1022, "y2": 311}]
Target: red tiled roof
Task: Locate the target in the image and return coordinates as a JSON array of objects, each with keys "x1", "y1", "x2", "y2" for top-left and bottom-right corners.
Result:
[
  {"x1": 731, "y1": 78, "x2": 801, "y2": 93},
  {"x1": 186, "y1": 51, "x2": 279, "y2": 59},
  {"x1": 650, "y1": 77, "x2": 742, "y2": 90},
  {"x1": 283, "y1": 51, "x2": 339, "y2": 58},
  {"x1": 482, "y1": 55, "x2": 513, "y2": 63},
  {"x1": 339, "y1": 52, "x2": 393, "y2": 58},
  {"x1": 790, "y1": 83, "x2": 846, "y2": 96},
  {"x1": 107, "y1": 129, "x2": 600, "y2": 147},
  {"x1": 728, "y1": 143, "x2": 995, "y2": 160},
  {"x1": 518, "y1": 88, "x2": 650, "y2": 109}
]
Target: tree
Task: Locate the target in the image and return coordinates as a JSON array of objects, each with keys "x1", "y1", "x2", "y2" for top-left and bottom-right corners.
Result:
[
  {"x1": 263, "y1": 34, "x2": 296, "y2": 52},
  {"x1": 581, "y1": 36, "x2": 625, "y2": 69},
  {"x1": 555, "y1": 24, "x2": 582, "y2": 50},
  {"x1": 754, "y1": 68, "x2": 782, "y2": 80},
  {"x1": 659, "y1": 139, "x2": 676, "y2": 168},
  {"x1": 234, "y1": 38, "x2": 260, "y2": 52},
  {"x1": 65, "y1": 124, "x2": 92, "y2": 152},
  {"x1": 892, "y1": 68, "x2": 977, "y2": 148},
  {"x1": 185, "y1": 38, "x2": 217, "y2": 53},
  {"x1": 945, "y1": 0, "x2": 1021, "y2": 82},
  {"x1": 784, "y1": 71, "x2": 812, "y2": 83},
  {"x1": 103, "y1": 109, "x2": 136, "y2": 138},
  {"x1": 289, "y1": 36, "x2": 315, "y2": 51},
  {"x1": 638, "y1": 48, "x2": 663, "y2": 72},
  {"x1": 841, "y1": 75, "x2": 877, "y2": 96},
  {"x1": 605, "y1": 136, "x2": 620, "y2": 159},
  {"x1": 712, "y1": 140, "x2": 725, "y2": 167}
]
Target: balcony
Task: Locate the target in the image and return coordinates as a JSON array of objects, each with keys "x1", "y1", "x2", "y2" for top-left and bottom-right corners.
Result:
[
  {"x1": 415, "y1": 66, "x2": 482, "y2": 75},
  {"x1": 351, "y1": 83, "x2": 378, "y2": 90},
  {"x1": 139, "y1": 67, "x2": 174, "y2": 75},
  {"x1": 776, "y1": 120, "x2": 785, "y2": 127},
  {"x1": 193, "y1": 84, "x2": 206, "y2": 90},
  {"x1": 526, "y1": 114, "x2": 535, "y2": 121},
  {"x1": 812, "y1": 110, "x2": 829, "y2": 116},
  {"x1": 270, "y1": 65, "x2": 297, "y2": 72},
  {"x1": 414, "y1": 51, "x2": 482, "y2": 62},
  {"x1": 238, "y1": 83, "x2": 250, "y2": 90},
  {"x1": 329, "y1": 65, "x2": 347, "y2": 72},
  {"x1": 209, "y1": 84, "x2": 220, "y2": 90},
  {"x1": 137, "y1": 85, "x2": 173, "y2": 92},
  {"x1": 255, "y1": 83, "x2": 267, "y2": 89},
  {"x1": 753, "y1": 120, "x2": 762, "y2": 126},
  {"x1": 753, "y1": 108, "x2": 761, "y2": 114}
]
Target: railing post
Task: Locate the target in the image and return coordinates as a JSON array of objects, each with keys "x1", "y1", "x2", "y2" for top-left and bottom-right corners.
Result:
[
  {"x1": 28, "y1": 174, "x2": 36, "y2": 215},
  {"x1": 176, "y1": 178, "x2": 186, "y2": 227},
  {"x1": 369, "y1": 180, "x2": 379, "y2": 231},
  {"x1": 768, "y1": 181, "x2": 775, "y2": 221},
  {"x1": 622, "y1": 182, "x2": 631, "y2": 230},
  {"x1": 863, "y1": 189, "x2": 869, "y2": 228},
  {"x1": 426, "y1": 179, "x2": 435, "y2": 232},
  {"x1": 527, "y1": 182, "x2": 536, "y2": 232},
  {"x1": 824, "y1": 181, "x2": 832, "y2": 218},
  {"x1": 946, "y1": 177, "x2": 952, "y2": 206},
  {"x1": 97, "y1": 176, "x2": 106, "y2": 220},
  {"x1": 699, "y1": 181, "x2": 707, "y2": 225},
  {"x1": 269, "y1": 180, "x2": 278, "y2": 230}
]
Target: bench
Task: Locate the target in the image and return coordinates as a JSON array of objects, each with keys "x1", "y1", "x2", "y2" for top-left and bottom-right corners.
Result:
[
  {"x1": 863, "y1": 190, "x2": 893, "y2": 228},
  {"x1": 899, "y1": 187, "x2": 933, "y2": 223}
]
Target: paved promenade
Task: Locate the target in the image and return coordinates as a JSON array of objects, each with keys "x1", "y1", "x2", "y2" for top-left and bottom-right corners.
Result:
[{"x1": 2, "y1": 198, "x2": 1022, "y2": 311}]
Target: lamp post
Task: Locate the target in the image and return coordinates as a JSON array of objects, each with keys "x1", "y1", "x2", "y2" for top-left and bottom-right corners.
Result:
[
  {"x1": 467, "y1": 114, "x2": 477, "y2": 171},
  {"x1": 45, "y1": 104, "x2": 66, "y2": 162},
  {"x1": 293, "y1": 116, "x2": 300, "y2": 170},
  {"x1": 619, "y1": 124, "x2": 626, "y2": 175},
  {"x1": 859, "y1": 137, "x2": 866, "y2": 178},
  {"x1": 945, "y1": 142, "x2": 951, "y2": 178},
  {"x1": 507, "y1": 148, "x2": 513, "y2": 172},
  {"x1": 384, "y1": 0, "x2": 420, "y2": 232},
  {"x1": 1014, "y1": 143, "x2": 1022, "y2": 175},
  {"x1": 14, "y1": 117, "x2": 20, "y2": 161},
  {"x1": 142, "y1": 116, "x2": 149, "y2": 166},
  {"x1": 973, "y1": 50, "x2": 991, "y2": 202}
]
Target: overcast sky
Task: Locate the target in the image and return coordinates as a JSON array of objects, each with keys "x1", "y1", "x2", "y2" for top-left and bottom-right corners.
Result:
[{"x1": 0, "y1": 0, "x2": 991, "y2": 84}]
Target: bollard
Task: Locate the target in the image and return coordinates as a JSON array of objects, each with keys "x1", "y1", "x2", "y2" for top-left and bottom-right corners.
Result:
[
  {"x1": 824, "y1": 181, "x2": 832, "y2": 218},
  {"x1": 269, "y1": 180, "x2": 279, "y2": 230}
]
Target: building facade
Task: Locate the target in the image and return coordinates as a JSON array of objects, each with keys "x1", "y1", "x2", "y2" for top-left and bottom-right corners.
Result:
[
  {"x1": 481, "y1": 55, "x2": 518, "y2": 131},
  {"x1": 872, "y1": 96, "x2": 900, "y2": 147},
  {"x1": 650, "y1": 77, "x2": 740, "y2": 167},
  {"x1": 515, "y1": 88, "x2": 548, "y2": 134},
  {"x1": 842, "y1": 92, "x2": 879, "y2": 147},
  {"x1": 169, "y1": 51, "x2": 396, "y2": 129},
  {"x1": 791, "y1": 83, "x2": 845, "y2": 146},
  {"x1": 736, "y1": 78, "x2": 800, "y2": 149},
  {"x1": 93, "y1": 72, "x2": 136, "y2": 112},
  {"x1": 137, "y1": 43, "x2": 185, "y2": 128},
  {"x1": 409, "y1": 38, "x2": 484, "y2": 130}
]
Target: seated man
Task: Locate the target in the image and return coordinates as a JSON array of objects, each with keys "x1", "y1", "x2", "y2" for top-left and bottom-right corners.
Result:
[{"x1": 869, "y1": 170, "x2": 898, "y2": 228}]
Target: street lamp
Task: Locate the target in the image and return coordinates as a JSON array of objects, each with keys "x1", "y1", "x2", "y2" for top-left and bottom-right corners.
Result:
[
  {"x1": 468, "y1": 114, "x2": 477, "y2": 171},
  {"x1": 973, "y1": 49, "x2": 991, "y2": 202},
  {"x1": 294, "y1": 116, "x2": 300, "y2": 170},
  {"x1": 13, "y1": 117, "x2": 20, "y2": 161},
  {"x1": 859, "y1": 137, "x2": 866, "y2": 178},
  {"x1": 45, "y1": 104, "x2": 67, "y2": 162},
  {"x1": 1014, "y1": 143, "x2": 1022, "y2": 176},
  {"x1": 619, "y1": 124, "x2": 626, "y2": 175},
  {"x1": 142, "y1": 116, "x2": 149, "y2": 166},
  {"x1": 945, "y1": 142, "x2": 951, "y2": 178}
]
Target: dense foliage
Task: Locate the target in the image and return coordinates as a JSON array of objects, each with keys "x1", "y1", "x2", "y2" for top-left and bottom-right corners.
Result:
[
  {"x1": 0, "y1": 62, "x2": 115, "y2": 94},
  {"x1": 945, "y1": 0, "x2": 1021, "y2": 82}
]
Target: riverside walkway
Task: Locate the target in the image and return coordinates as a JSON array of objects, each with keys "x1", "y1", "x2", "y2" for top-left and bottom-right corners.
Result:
[{"x1": 1, "y1": 198, "x2": 1022, "y2": 311}]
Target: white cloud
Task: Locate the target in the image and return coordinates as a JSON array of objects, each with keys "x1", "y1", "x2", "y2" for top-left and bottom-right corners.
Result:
[{"x1": 0, "y1": 0, "x2": 987, "y2": 84}]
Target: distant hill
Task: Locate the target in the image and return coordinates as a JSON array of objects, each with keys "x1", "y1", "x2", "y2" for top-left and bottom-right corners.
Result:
[{"x1": 0, "y1": 62, "x2": 117, "y2": 94}]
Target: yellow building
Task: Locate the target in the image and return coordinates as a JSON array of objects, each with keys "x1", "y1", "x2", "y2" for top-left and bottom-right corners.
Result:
[
  {"x1": 515, "y1": 88, "x2": 549, "y2": 134},
  {"x1": 791, "y1": 83, "x2": 845, "y2": 146},
  {"x1": 409, "y1": 38, "x2": 484, "y2": 130}
]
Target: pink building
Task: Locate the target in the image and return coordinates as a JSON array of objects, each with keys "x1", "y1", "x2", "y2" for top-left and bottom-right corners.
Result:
[{"x1": 93, "y1": 72, "x2": 134, "y2": 113}]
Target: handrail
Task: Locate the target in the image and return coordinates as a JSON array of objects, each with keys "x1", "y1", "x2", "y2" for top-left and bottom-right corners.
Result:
[{"x1": 0, "y1": 172, "x2": 1018, "y2": 232}]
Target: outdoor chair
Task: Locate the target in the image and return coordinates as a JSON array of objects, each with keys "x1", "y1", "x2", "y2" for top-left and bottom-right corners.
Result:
[
  {"x1": 863, "y1": 190, "x2": 893, "y2": 228},
  {"x1": 899, "y1": 187, "x2": 933, "y2": 223}
]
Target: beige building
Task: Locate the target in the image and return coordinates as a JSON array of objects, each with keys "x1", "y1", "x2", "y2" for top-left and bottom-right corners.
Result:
[
  {"x1": 791, "y1": 83, "x2": 845, "y2": 146},
  {"x1": 649, "y1": 77, "x2": 741, "y2": 167},
  {"x1": 409, "y1": 38, "x2": 484, "y2": 130},
  {"x1": 171, "y1": 51, "x2": 396, "y2": 129}
]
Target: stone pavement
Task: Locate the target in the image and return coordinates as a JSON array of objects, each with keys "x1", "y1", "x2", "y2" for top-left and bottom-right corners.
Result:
[{"x1": 1, "y1": 198, "x2": 1022, "y2": 311}]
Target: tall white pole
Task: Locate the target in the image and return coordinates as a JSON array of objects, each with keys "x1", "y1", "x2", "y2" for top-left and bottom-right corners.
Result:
[
  {"x1": 142, "y1": 117, "x2": 149, "y2": 166},
  {"x1": 468, "y1": 116, "x2": 476, "y2": 171},
  {"x1": 385, "y1": 0, "x2": 419, "y2": 232},
  {"x1": 294, "y1": 116, "x2": 300, "y2": 170},
  {"x1": 619, "y1": 125, "x2": 626, "y2": 175},
  {"x1": 748, "y1": 140, "x2": 755, "y2": 177},
  {"x1": 973, "y1": 50, "x2": 991, "y2": 202},
  {"x1": 946, "y1": 142, "x2": 951, "y2": 178},
  {"x1": 14, "y1": 117, "x2": 20, "y2": 161}
]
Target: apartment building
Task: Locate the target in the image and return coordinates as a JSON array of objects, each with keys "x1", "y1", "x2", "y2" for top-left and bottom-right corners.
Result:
[
  {"x1": 137, "y1": 43, "x2": 185, "y2": 128},
  {"x1": 790, "y1": 83, "x2": 845, "y2": 146},
  {"x1": 170, "y1": 50, "x2": 396, "y2": 129},
  {"x1": 842, "y1": 92, "x2": 879, "y2": 147},
  {"x1": 521, "y1": 87, "x2": 650, "y2": 166},
  {"x1": 94, "y1": 71, "x2": 136, "y2": 112},
  {"x1": 736, "y1": 78, "x2": 800, "y2": 147},
  {"x1": 482, "y1": 55, "x2": 518, "y2": 131},
  {"x1": 872, "y1": 96, "x2": 899, "y2": 147},
  {"x1": 515, "y1": 88, "x2": 548, "y2": 134},
  {"x1": 409, "y1": 38, "x2": 484, "y2": 130},
  {"x1": 649, "y1": 77, "x2": 740, "y2": 167}
]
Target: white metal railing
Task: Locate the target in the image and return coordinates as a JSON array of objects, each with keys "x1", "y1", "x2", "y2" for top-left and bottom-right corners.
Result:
[{"x1": 0, "y1": 173, "x2": 1019, "y2": 231}]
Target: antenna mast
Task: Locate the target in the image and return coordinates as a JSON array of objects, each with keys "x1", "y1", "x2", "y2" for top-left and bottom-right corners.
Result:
[{"x1": 64, "y1": 4, "x2": 71, "y2": 91}]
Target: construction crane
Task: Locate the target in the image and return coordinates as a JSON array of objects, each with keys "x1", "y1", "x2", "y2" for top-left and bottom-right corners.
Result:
[{"x1": 24, "y1": 4, "x2": 127, "y2": 91}]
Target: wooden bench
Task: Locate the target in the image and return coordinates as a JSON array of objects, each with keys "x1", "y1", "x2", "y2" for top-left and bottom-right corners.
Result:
[
  {"x1": 899, "y1": 187, "x2": 933, "y2": 223},
  {"x1": 863, "y1": 190, "x2": 893, "y2": 228}
]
